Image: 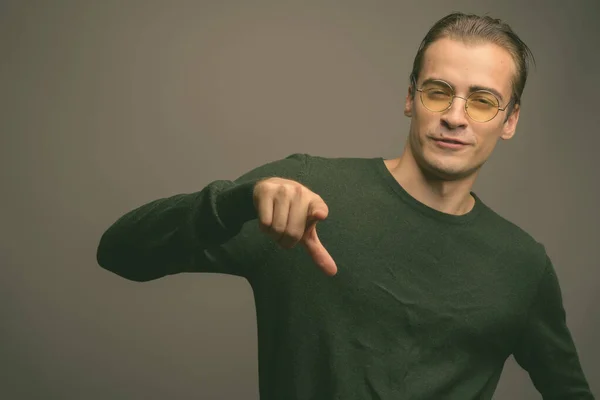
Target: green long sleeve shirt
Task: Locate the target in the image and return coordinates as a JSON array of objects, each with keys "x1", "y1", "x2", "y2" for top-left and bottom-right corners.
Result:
[{"x1": 97, "y1": 153, "x2": 594, "y2": 399}]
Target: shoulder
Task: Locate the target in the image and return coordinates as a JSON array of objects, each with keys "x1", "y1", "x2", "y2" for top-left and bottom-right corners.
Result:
[
  {"x1": 301, "y1": 153, "x2": 378, "y2": 177},
  {"x1": 476, "y1": 199, "x2": 549, "y2": 274}
]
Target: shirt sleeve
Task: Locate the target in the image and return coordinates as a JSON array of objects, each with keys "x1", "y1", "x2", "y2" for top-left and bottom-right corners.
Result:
[
  {"x1": 96, "y1": 153, "x2": 309, "y2": 282},
  {"x1": 513, "y1": 254, "x2": 595, "y2": 399}
]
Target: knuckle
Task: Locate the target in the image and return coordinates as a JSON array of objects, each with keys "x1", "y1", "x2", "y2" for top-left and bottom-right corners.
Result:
[
  {"x1": 287, "y1": 229, "x2": 303, "y2": 242},
  {"x1": 275, "y1": 184, "x2": 291, "y2": 199},
  {"x1": 286, "y1": 182, "x2": 301, "y2": 195},
  {"x1": 271, "y1": 222, "x2": 286, "y2": 234},
  {"x1": 257, "y1": 215, "x2": 271, "y2": 226},
  {"x1": 258, "y1": 220, "x2": 269, "y2": 230},
  {"x1": 293, "y1": 184, "x2": 304, "y2": 196},
  {"x1": 263, "y1": 179, "x2": 311, "y2": 202}
]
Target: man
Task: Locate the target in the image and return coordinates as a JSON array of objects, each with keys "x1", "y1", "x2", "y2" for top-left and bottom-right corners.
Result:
[{"x1": 96, "y1": 12, "x2": 594, "y2": 399}]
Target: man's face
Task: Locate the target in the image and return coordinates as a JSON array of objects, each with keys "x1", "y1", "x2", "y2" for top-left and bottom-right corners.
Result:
[{"x1": 404, "y1": 37, "x2": 520, "y2": 181}]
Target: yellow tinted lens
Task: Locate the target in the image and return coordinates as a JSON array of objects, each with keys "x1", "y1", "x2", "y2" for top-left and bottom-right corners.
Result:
[
  {"x1": 421, "y1": 83, "x2": 452, "y2": 112},
  {"x1": 467, "y1": 91, "x2": 499, "y2": 121}
]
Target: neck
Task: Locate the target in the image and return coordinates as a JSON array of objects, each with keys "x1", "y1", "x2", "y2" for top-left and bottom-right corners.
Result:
[{"x1": 385, "y1": 147, "x2": 478, "y2": 216}]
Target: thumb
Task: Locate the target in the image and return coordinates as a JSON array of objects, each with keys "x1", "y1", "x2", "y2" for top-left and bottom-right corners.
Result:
[{"x1": 302, "y1": 223, "x2": 337, "y2": 276}]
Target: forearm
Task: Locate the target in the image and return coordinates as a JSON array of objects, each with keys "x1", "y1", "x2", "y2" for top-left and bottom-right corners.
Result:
[{"x1": 96, "y1": 180, "x2": 257, "y2": 282}]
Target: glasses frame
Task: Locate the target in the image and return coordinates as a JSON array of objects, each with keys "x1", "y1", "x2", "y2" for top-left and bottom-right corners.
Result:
[{"x1": 413, "y1": 78, "x2": 511, "y2": 123}]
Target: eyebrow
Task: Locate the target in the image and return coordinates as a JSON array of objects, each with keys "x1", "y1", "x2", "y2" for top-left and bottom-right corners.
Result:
[{"x1": 420, "y1": 77, "x2": 505, "y2": 103}]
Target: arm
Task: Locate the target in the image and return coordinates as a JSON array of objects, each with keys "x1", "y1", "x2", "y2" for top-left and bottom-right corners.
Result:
[
  {"x1": 513, "y1": 254, "x2": 595, "y2": 399},
  {"x1": 96, "y1": 153, "x2": 309, "y2": 282}
]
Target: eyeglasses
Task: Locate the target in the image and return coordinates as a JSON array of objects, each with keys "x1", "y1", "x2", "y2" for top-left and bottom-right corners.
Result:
[{"x1": 414, "y1": 79, "x2": 510, "y2": 122}]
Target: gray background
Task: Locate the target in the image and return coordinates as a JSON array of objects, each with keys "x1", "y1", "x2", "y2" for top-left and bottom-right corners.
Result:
[{"x1": 2, "y1": 0, "x2": 598, "y2": 399}]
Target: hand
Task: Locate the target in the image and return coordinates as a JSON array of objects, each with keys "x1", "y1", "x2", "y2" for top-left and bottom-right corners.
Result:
[{"x1": 252, "y1": 177, "x2": 337, "y2": 276}]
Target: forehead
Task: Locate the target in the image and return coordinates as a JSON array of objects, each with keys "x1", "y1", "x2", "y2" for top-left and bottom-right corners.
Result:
[{"x1": 420, "y1": 37, "x2": 515, "y2": 97}]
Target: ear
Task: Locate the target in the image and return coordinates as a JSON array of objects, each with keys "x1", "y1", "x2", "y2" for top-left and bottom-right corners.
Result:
[
  {"x1": 501, "y1": 103, "x2": 520, "y2": 140},
  {"x1": 404, "y1": 85, "x2": 414, "y2": 117}
]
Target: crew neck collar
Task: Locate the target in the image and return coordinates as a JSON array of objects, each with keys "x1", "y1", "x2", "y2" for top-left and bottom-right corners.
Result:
[{"x1": 373, "y1": 157, "x2": 483, "y2": 225}]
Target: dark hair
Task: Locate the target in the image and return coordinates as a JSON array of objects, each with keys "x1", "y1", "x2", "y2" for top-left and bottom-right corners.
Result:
[{"x1": 409, "y1": 12, "x2": 535, "y2": 115}]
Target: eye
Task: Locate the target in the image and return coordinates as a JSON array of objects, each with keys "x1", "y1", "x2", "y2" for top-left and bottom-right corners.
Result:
[
  {"x1": 426, "y1": 88, "x2": 451, "y2": 97},
  {"x1": 469, "y1": 93, "x2": 498, "y2": 108}
]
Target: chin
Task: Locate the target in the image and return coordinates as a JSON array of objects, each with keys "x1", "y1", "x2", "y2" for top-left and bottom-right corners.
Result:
[
  {"x1": 424, "y1": 163, "x2": 468, "y2": 181},
  {"x1": 419, "y1": 152, "x2": 478, "y2": 181},
  {"x1": 407, "y1": 132, "x2": 482, "y2": 181}
]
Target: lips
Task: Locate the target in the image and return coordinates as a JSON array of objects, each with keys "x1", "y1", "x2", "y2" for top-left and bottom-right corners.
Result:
[
  {"x1": 431, "y1": 137, "x2": 469, "y2": 150},
  {"x1": 435, "y1": 138, "x2": 467, "y2": 145}
]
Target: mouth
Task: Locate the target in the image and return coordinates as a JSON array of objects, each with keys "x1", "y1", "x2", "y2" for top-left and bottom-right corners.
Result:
[
  {"x1": 432, "y1": 137, "x2": 469, "y2": 149},
  {"x1": 435, "y1": 138, "x2": 467, "y2": 145}
]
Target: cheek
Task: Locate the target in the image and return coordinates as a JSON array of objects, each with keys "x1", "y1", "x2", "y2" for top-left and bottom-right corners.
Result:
[
  {"x1": 472, "y1": 129, "x2": 502, "y2": 157},
  {"x1": 413, "y1": 106, "x2": 438, "y2": 131}
]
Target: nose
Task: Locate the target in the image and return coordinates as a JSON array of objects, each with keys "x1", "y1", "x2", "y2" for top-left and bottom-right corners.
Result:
[{"x1": 441, "y1": 96, "x2": 469, "y2": 129}]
